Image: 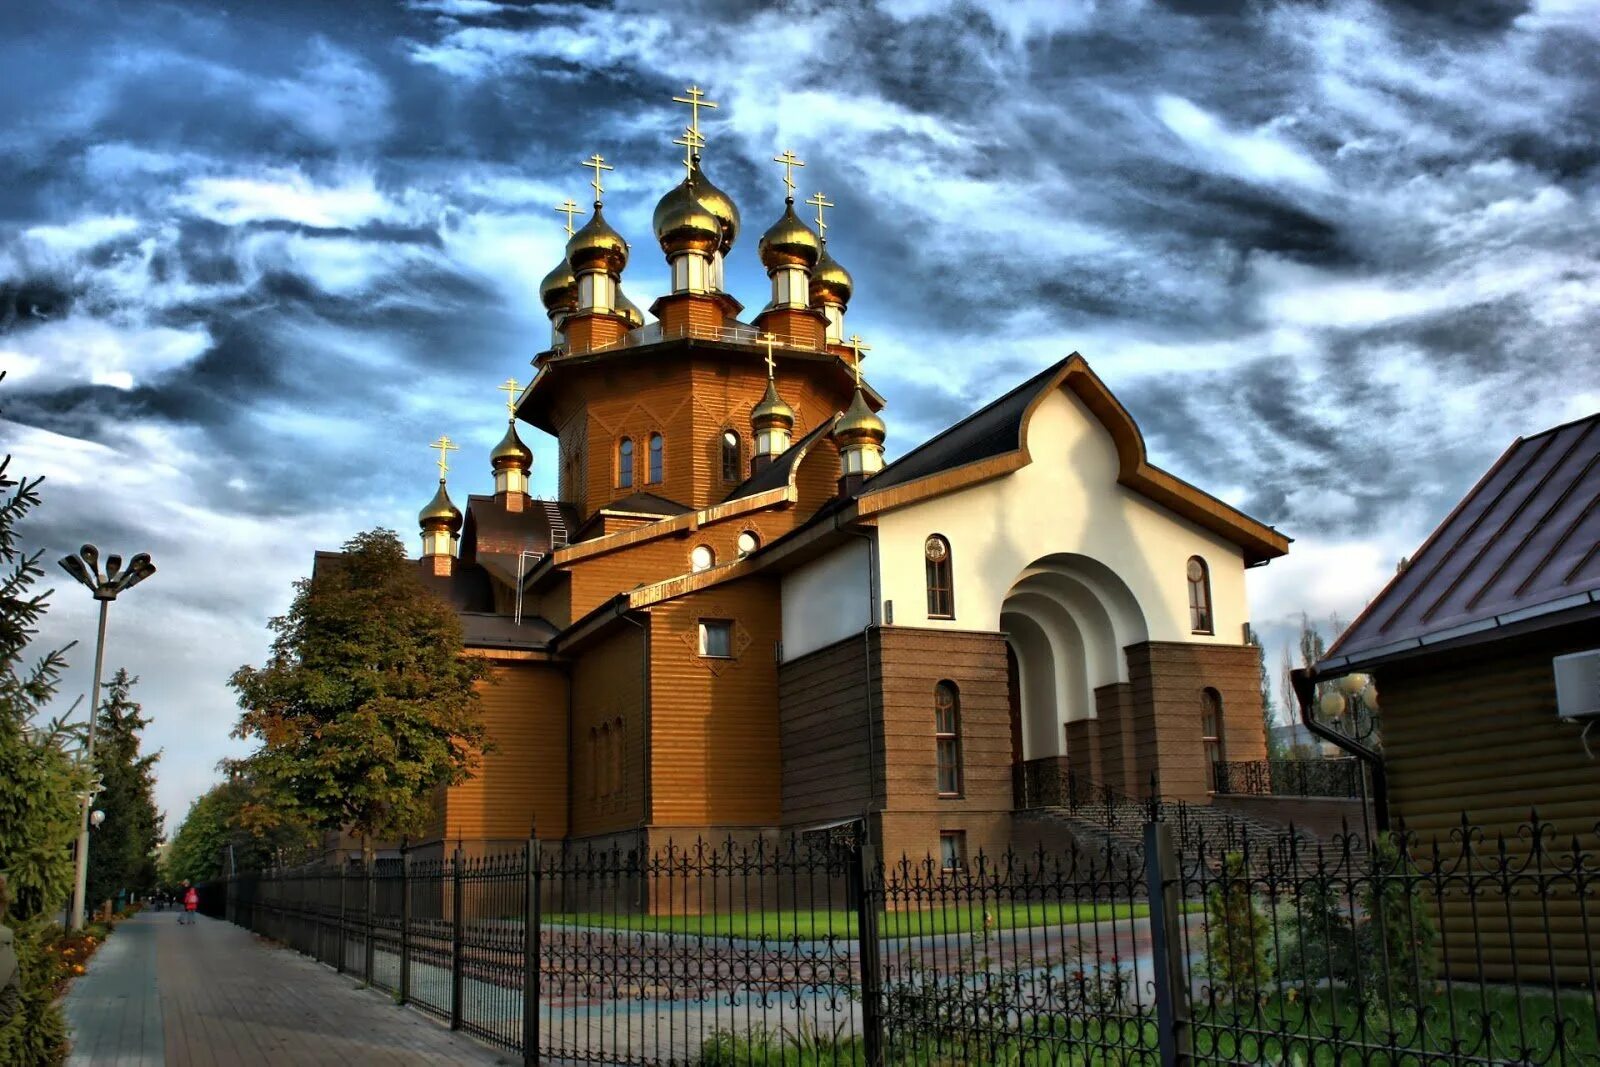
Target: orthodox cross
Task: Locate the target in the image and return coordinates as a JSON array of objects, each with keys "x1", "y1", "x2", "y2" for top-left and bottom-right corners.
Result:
[
  {"x1": 554, "y1": 199, "x2": 581, "y2": 236},
  {"x1": 498, "y1": 377, "x2": 521, "y2": 419},
  {"x1": 581, "y1": 154, "x2": 613, "y2": 204},
  {"x1": 672, "y1": 126, "x2": 706, "y2": 179},
  {"x1": 847, "y1": 334, "x2": 871, "y2": 386},
  {"x1": 772, "y1": 149, "x2": 805, "y2": 199},
  {"x1": 430, "y1": 434, "x2": 460, "y2": 479},
  {"x1": 758, "y1": 332, "x2": 780, "y2": 378},
  {"x1": 805, "y1": 191, "x2": 834, "y2": 239},
  {"x1": 671, "y1": 85, "x2": 718, "y2": 144}
]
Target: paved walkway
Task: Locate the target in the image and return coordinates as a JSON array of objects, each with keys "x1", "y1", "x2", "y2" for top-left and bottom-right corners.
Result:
[{"x1": 62, "y1": 911, "x2": 512, "y2": 1065}]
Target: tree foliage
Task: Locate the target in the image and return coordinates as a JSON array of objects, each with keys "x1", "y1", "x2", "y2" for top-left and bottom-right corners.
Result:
[
  {"x1": 1244, "y1": 623, "x2": 1283, "y2": 759},
  {"x1": 0, "y1": 373, "x2": 88, "y2": 1063},
  {"x1": 85, "y1": 669, "x2": 163, "y2": 906},
  {"x1": 165, "y1": 777, "x2": 312, "y2": 885},
  {"x1": 228, "y1": 528, "x2": 488, "y2": 848}
]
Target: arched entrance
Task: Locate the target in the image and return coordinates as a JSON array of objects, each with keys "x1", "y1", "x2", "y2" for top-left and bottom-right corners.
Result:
[{"x1": 1000, "y1": 554, "x2": 1147, "y2": 768}]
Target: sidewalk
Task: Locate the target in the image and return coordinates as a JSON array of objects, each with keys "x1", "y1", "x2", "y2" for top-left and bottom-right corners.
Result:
[{"x1": 62, "y1": 911, "x2": 511, "y2": 1065}]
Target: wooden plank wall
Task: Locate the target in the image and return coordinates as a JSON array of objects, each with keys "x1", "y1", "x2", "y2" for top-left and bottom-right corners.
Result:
[
  {"x1": 776, "y1": 632, "x2": 876, "y2": 826},
  {"x1": 1381, "y1": 622, "x2": 1600, "y2": 982},
  {"x1": 568, "y1": 624, "x2": 646, "y2": 839},
  {"x1": 444, "y1": 661, "x2": 570, "y2": 843},
  {"x1": 646, "y1": 575, "x2": 784, "y2": 829}
]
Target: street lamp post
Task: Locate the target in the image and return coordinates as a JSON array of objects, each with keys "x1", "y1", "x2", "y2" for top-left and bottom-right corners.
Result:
[{"x1": 58, "y1": 544, "x2": 155, "y2": 931}]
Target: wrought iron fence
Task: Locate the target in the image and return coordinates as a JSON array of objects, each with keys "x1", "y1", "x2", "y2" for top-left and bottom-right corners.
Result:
[
  {"x1": 209, "y1": 813, "x2": 1600, "y2": 1065},
  {"x1": 1211, "y1": 757, "x2": 1364, "y2": 799}
]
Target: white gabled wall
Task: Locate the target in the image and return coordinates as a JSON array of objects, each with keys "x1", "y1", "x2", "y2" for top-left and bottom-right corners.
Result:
[
  {"x1": 780, "y1": 535, "x2": 874, "y2": 661},
  {"x1": 871, "y1": 385, "x2": 1250, "y2": 645}
]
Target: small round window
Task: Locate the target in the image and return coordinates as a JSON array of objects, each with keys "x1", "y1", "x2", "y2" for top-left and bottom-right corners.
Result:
[
  {"x1": 737, "y1": 531, "x2": 760, "y2": 556},
  {"x1": 1187, "y1": 558, "x2": 1205, "y2": 583},
  {"x1": 925, "y1": 536, "x2": 948, "y2": 563},
  {"x1": 690, "y1": 545, "x2": 715, "y2": 572}
]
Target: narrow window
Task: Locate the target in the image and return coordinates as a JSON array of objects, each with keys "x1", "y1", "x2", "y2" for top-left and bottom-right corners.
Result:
[
  {"x1": 939, "y1": 831, "x2": 967, "y2": 872},
  {"x1": 925, "y1": 535, "x2": 954, "y2": 618},
  {"x1": 611, "y1": 716, "x2": 624, "y2": 799},
  {"x1": 617, "y1": 437, "x2": 634, "y2": 489},
  {"x1": 721, "y1": 429, "x2": 741, "y2": 482},
  {"x1": 698, "y1": 619, "x2": 733, "y2": 658},
  {"x1": 690, "y1": 545, "x2": 715, "y2": 573},
  {"x1": 598, "y1": 723, "x2": 612, "y2": 798},
  {"x1": 935, "y1": 681, "x2": 963, "y2": 796},
  {"x1": 647, "y1": 432, "x2": 664, "y2": 484},
  {"x1": 588, "y1": 727, "x2": 599, "y2": 800},
  {"x1": 1187, "y1": 556, "x2": 1212, "y2": 634},
  {"x1": 1201, "y1": 688, "x2": 1225, "y2": 792}
]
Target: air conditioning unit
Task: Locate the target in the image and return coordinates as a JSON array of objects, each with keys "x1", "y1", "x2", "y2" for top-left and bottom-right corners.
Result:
[{"x1": 1553, "y1": 650, "x2": 1600, "y2": 719}]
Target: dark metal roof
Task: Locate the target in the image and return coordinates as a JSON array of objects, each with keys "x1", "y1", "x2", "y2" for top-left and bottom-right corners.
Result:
[
  {"x1": 459, "y1": 611, "x2": 557, "y2": 651},
  {"x1": 1321, "y1": 413, "x2": 1600, "y2": 671},
  {"x1": 724, "y1": 418, "x2": 838, "y2": 501},
  {"x1": 860, "y1": 358, "x2": 1066, "y2": 494},
  {"x1": 602, "y1": 491, "x2": 693, "y2": 516}
]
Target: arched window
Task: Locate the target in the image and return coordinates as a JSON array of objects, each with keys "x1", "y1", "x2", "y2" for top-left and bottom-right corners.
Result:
[
  {"x1": 1201, "y1": 688, "x2": 1225, "y2": 792},
  {"x1": 925, "y1": 535, "x2": 954, "y2": 618},
  {"x1": 647, "y1": 432, "x2": 664, "y2": 484},
  {"x1": 617, "y1": 437, "x2": 634, "y2": 489},
  {"x1": 935, "y1": 681, "x2": 962, "y2": 796},
  {"x1": 1187, "y1": 556, "x2": 1212, "y2": 634},
  {"x1": 721, "y1": 429, "x2": 741, "y2": 482},
  {"x1": 690, "y1": 545, "x2": 715, "y2": 573},
  {"x1": 736, "y1": 530, "x2": 760, "y2": 557}
]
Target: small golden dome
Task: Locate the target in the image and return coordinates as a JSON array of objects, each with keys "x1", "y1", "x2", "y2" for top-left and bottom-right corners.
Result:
[
  {"x1": 692, "y1": 159, "x2": 740, "y2": 254},
  {"x1": 810, "y1": 245, "x2": 853, "y2": 307},
  {"x1": 833, "y1": 387, "x2": 886, "y2": 444},
  {"x1": 758, "y1": 201, "x2": 821, "y2": 272},
  {"x1": 751, "y1": 376, "x2": 795, "y2": 430},
  {"x1": 566, "y1": 205, "x2": 629, "y2": 275},
  {"x1": 418, "y1": 480, "x2": 463, "y2": 532},
  {"x1": 490, "y1": 421, "x2": 532, "y2": 470},
  {"x1": 539, "y1": 258, "x2": 577, "y2": 313},
  {"x1": 653, "y1": 180, "x2": 722, "y2": 257},
  {"x1": 615, "y1": 287, "x2": 645, "y2": 328}
]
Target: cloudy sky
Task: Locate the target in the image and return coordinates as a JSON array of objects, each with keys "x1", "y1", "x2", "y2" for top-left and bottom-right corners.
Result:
[{"x1": 3, "y1": 0, "x2": 1597, "y2": 828}]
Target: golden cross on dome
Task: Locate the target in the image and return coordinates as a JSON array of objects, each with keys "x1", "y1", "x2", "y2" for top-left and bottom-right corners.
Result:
[
  {"x1": 772, "y1": 149, "x2": 805, "y2": 198},
  {"x1": 671, "y1": 85, "x2": 718, "y2": 143},
  {"x1": 805, "y1": 191, "x2": 834, "y2": 239},
  {"x1": 758, "y1": 332, "x2": 780, "y2": 378},
  {"x1": 671, "y1": 126, "x2": 706, "y2": 179},
  {"x1": 554, "y1": 199, "x2": 581, "y2": 236},
  {"x1": 581, "y1": 154, "x2": 613, "y2": 203},
  {"x1": 847, "y1": 334, "x2": 871, "y2": 387},
  {"x1": 429, "y1": 434, "x2": 460, "y2": 479},
  {"x1": 498, "y1": 377, "x2": 521, "y2": 419}
]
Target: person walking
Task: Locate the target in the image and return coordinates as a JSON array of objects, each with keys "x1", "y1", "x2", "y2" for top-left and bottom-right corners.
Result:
[{"x1": 180, "y1": 882, "x2": 198, "y2": 925}]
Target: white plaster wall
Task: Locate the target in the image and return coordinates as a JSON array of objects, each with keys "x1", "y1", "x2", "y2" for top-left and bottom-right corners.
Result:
[
  {"x1": 873, "y1": 386, "x2": 1251, "y2": 644},
  {"x1": 780, "y1": 536, "x2": 874, "y2": 661}
]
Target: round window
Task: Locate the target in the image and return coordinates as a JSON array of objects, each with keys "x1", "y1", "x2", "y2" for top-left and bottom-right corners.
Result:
[
  {"x1": 690, "y1": 545, "x2": 715, "y2": 572},
  {"x1": 737, "y1": 531, "x2": 760, "y2": 556},
  {"x1": 924, "y1": 536, "x2": 948, "y2": 563},
  {"x1": 1187, "y1": 558, "x2": 1205, "y2": 583}
]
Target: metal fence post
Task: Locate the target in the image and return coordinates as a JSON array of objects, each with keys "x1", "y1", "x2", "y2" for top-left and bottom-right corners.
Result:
[
  {"x1": 1145, "y1": 819, "x2": 1192, "y2": 1066},
  {"x1": 399, "y1": 843, "x2": 412, "y2": 1006},
  {"x1": 336, "y1": 862, "x2": 347, "y2": 974},
  {"x1": 364, "y1": 856, "x2": 376, "y2": 983},
  {"x1": 850, "y1": 820, "x2": 885, "y2": 1067},
  {"x1": 523, "y1": 826, "x2": 541, "y2": 1065},
  {"x1": 451, "y1": 844, "x2": 465, "y2": 1031}
]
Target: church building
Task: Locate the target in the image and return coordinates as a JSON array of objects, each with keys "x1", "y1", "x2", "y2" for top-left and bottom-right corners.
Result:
[{"x1": 338, "y1": 89, "x2": 1291, "y2": 865}]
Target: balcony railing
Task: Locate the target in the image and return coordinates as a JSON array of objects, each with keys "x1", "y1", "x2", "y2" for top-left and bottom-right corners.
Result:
[
  {"x1": 1212, "y1": 758, "x2": 1363, "y2": 799},
  {"x1": 571, "y1": 320, "x2": 831, "y2": 357}
]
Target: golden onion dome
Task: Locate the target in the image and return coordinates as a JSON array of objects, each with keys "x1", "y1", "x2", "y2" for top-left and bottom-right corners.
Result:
[
  {"x1": 418, "y1": 480, "x2": 463, "y2": 532},
  {"x1": 750, "y1": 376, "x2": 795, "y2": 430},
  {"x1": 834, "y1": 387, "x2": 886, "y2": 444},
  {"x1": 566, "y1": 205, "x2": 629, "y2": 275},
  {"x1": 758, "y1": 201, "x2": 821, "y2": 272},
  {"x1": 490, "y1": 421, "x2": 533, "y2": 470},
  {"x1": 691, "y1": 158, "x2": 740, "y2": 254},
  {"x1": 539, "y1": 257, "x2": 577, "y2": 313},
  {"x1": 615, "y1": 287, "x2": 645, "y2": 328},
  {"x1": 653, "y1": 180, "x2": 722, "y2": 256},
  {"x1": 810, "y1": 245, "x2": 853, "y2": 307}
]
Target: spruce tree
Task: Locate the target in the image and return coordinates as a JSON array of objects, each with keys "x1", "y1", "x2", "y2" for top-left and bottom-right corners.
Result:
[{"x1": 84, "y1": 669, "x2": 163, "y2": 908}]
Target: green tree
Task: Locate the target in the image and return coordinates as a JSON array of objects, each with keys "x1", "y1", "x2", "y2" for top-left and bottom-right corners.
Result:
[
  {"x1": 1204, "y1": 852, "x2": 1272, "y2": 1007},
  {"x1": 85, "y1": 669, "x2": 163, "y2": 907},
  {"x1": 0, "y1": 374, "x2": 89, "y2": 1064},
  {"x1": 228, "y1": 528, "x2": 488, "y2": 857},
  {"x1": 165, "y1": 777, "x2": 312, "y2": 885},
  {"x1": 1244, "y1": 624, "x2": 1283, "y2": 759}
]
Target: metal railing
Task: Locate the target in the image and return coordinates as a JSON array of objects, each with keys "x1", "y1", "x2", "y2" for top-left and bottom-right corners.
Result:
[
  {"x1": 209, "y1": 814, "x2": 1600, "y2": 1065},
  {"x1": 567, "y1": 319, "x2": 831, "y2": 357},
  {"x1": 1212, "y1": 757, "x2": 1363, "y2": 798}
]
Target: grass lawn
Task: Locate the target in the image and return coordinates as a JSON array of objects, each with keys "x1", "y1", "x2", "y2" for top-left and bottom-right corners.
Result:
[{"x1": 544, "y1": 900, "x2": 1162, "y2": 940}]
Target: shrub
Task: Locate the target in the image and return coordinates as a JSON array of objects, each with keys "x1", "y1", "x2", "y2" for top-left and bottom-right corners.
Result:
[
  {"x1": 1204, "y1": 852, "x2": 1272, "y2": 1007},
  {"x1": 1358, "y1": 832, "x2": 1437, "y2": 1013},
  {"x1": 0, "y1": 920, "x2": 69, "y2": 1066}
]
